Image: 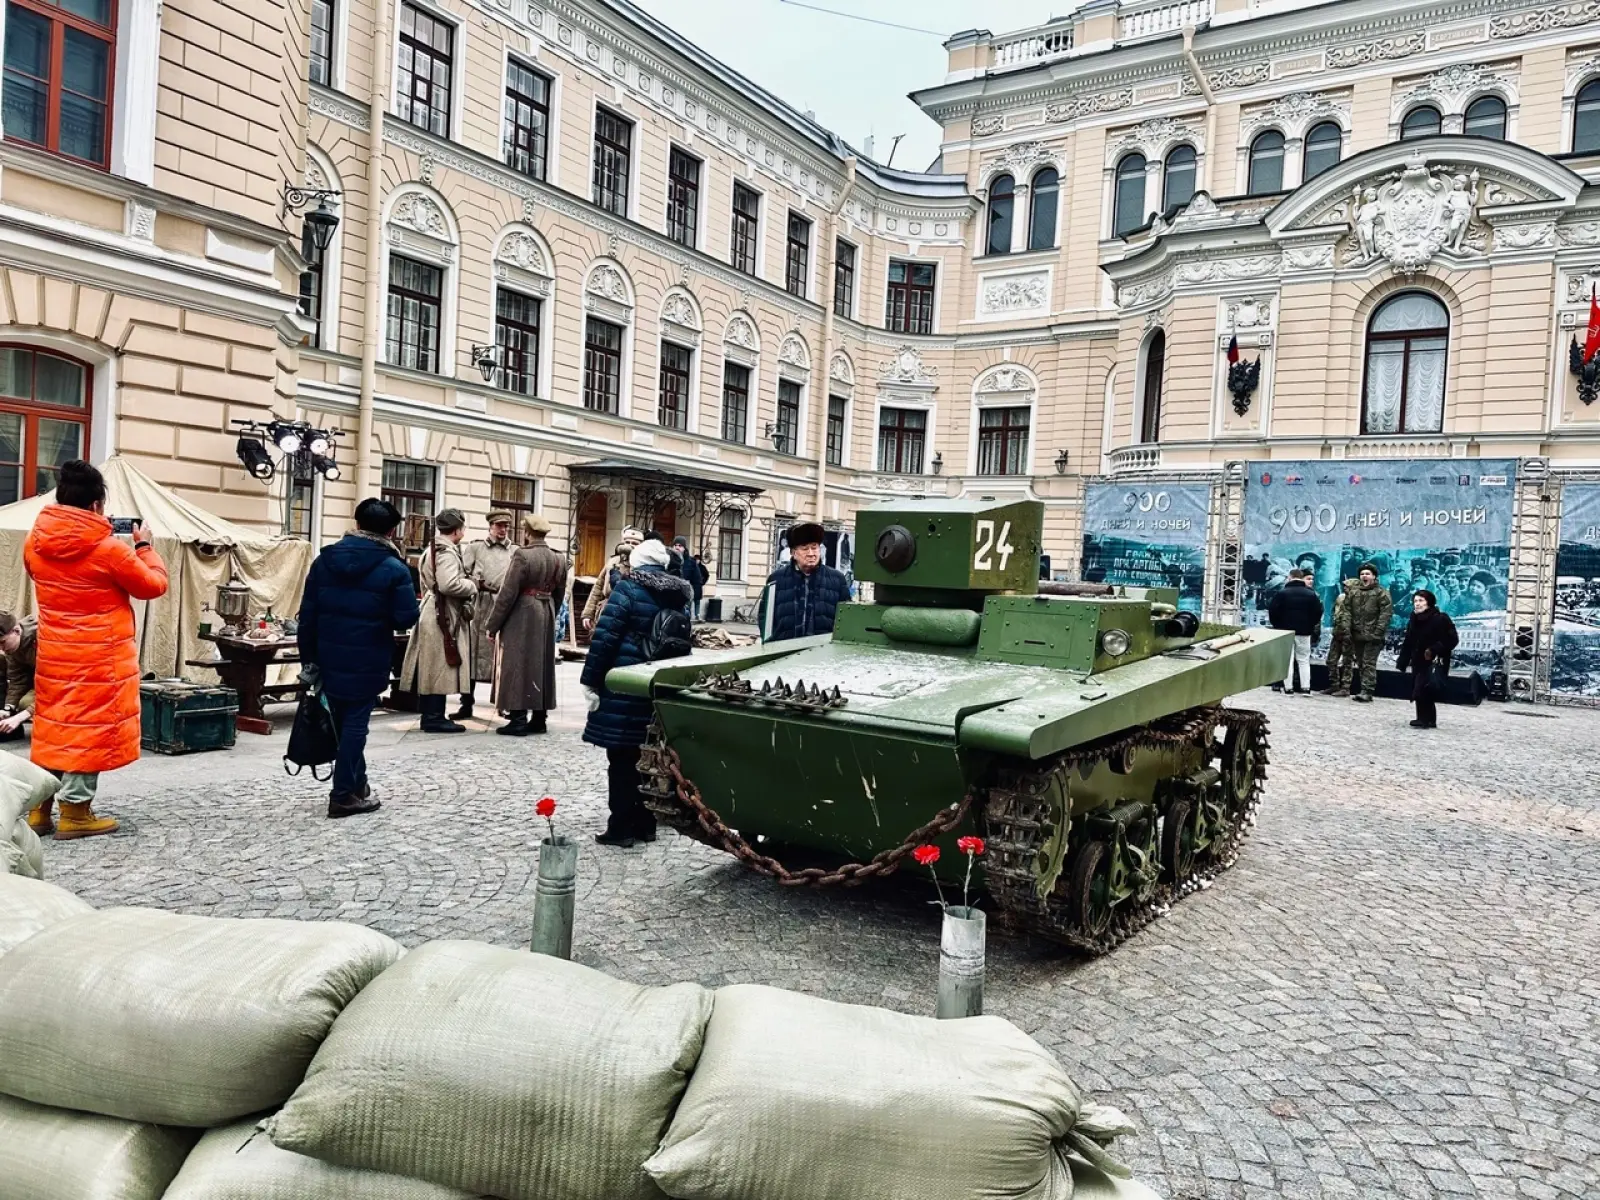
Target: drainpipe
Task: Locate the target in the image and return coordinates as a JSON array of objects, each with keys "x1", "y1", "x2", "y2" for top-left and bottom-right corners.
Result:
[
  {"x1": 1182, "y1": 28, "x2": 1217, "y2": 195},
  {"x1": 355, "y1": 0, "x2": 394, "y2": 497},
  {"x1": 813, "y1": 155, "x2": 859, "y2": 521}
]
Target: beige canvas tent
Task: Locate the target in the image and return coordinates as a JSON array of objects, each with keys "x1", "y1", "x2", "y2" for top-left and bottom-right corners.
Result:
[{"x1": 0, "y1": 457, "x2": 315, "y2": 682}]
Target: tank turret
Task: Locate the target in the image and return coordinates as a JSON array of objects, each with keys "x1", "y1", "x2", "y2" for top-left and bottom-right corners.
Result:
[{"x1": 615, "y1": 497, "x2": 1292, "y2": 953}]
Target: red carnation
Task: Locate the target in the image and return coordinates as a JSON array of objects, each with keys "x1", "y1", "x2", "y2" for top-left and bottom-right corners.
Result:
[
  {"x1": 536, "y1": 797, "x2": 557, "y2": 818},
  {"x1": 956, "y1": 836, "x2": 985, "y2": 857},
  {"x1": 913, "y1": 844, "x2": 940, "y2": 866}
]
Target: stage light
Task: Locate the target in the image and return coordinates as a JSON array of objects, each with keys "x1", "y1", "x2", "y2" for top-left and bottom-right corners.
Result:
[
  {"x1": 312, "y1": 454, "x2": 341, "y2": 482},
  {"x1": 236, "y1": 436, "x2": 275, "y2": 481}
]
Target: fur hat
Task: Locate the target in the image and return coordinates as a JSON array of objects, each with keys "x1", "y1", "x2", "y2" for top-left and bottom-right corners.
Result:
[
  {"x1": 630, "y1": 539, "x2": 672, "y2": 570},
  {"x1": 786, "y1": 521, "x2": 826, "y2": 549},
  {"x1": 435, "y1": 508, "x2": 466, "y2": 534},
  {"x1": 1358, "y1": 561, "x2": 1379, "y2": 576}
]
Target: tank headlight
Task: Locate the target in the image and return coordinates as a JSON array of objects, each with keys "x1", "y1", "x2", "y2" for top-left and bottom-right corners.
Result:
[{"x1": 1100, "y1": 628, "x2": 1132, "y2": 658}]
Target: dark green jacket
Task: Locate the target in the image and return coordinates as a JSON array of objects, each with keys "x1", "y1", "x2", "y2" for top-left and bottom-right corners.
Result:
[
  {"x1": 4, "y1": 617, "x2": 36, "y2": 711},
  {"x1": 1347, "y1": 581, "x2": 1393, "y2": 642}
]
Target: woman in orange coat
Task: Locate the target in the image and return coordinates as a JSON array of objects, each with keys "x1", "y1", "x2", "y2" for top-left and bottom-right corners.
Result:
[{"x1": 23, "y1": 460, "x2": 167, "y2": 840}]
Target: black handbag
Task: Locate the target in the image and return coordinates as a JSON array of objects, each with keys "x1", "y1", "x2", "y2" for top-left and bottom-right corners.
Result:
[
  {"x1": 284, "y1": 690, "x2": 339, "y2": 780},
  {"x1": 1425, "y1": 660, "x2": 1450, "y2": 697}
]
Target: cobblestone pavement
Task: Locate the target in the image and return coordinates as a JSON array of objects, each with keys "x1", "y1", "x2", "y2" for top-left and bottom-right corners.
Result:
[{"x1": 33, "y1": 676, "x2": 1600, "y2": 1200}]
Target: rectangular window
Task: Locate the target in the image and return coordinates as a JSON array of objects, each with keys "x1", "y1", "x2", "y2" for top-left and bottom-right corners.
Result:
[
  {"x1": 885, "y1": 261, "x2": 936, "y2": 335},
  {"x1": 667, "y1": 147, "x2": 700, "y2": 248},
  {"x1": 309, "y1": 0, "x2": 334, "y2": 86},
  {"x1": 583, "y1": 316, "x2": 622, "y2": 414},
  {"x1": 716, "y1": 507, "x2": 744, "y2": 582},
  {"x1": 785, "y1": 212, "x2": 812, "y2": 297},
  {"x1": 2, "y1": 0, "x2": 115, "y2": 168},
  {"x1": 396, "y1": 2, "x2": 453, "y2": 138},
  {"x1": 381, "y1": 459, "x2": 437, "y2": 551},
  {"x1": 876, "y1": 406, "x2": 926, "y2": 474},
  {"x1": 592, "y1": 107, "x2": 632, "y2": 216},
  {"x1": 490, "y1": 473, "x2": 537, "y2": 529},
  {"x1": 385, "y1": 254, "x2": 442, "y2": 373},
  {"x1": 720, "y1": 362, "x2": 749, "y2": 443},
  {"x1": 503, "y1": 59, "x2": 550, "y2": 181},
  {"x1": 494, "y1": 288, "x2": 541, "y2": 396},
  {"x1": 298, "y1": 224, "x2": 326, "y2": 349},
  {"x1": 977, "y1": 406, "x2": 1030, "y2": 476},
  {"x1": 775, "y1": 380, "x2": 800, "y2": 456},
  {"x1": 730, "y1": 183, "x2": 760, "y2": 274},
  {"x1": 287, "y1": 461, "x2": 315, "y2": 539},
  {"x1": 833, "y1": 239, "x2": 855, "y2": 319},
  {"x1": 826, "y1": 395, "x2": 846, "y2": 467},
  {"x1": 658, "y1": 342, "x2": 691, "y2": 430}
]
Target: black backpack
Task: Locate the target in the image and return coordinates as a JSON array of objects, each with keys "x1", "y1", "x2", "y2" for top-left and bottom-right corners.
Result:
[{"x1": 642, "y1": 607, "x2": 692, "y2": 661}]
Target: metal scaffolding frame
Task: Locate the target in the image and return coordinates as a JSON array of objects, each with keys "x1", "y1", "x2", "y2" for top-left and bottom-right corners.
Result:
[{"x1": 1209, "y1": 461, "x2": 1248, "y2": 626}]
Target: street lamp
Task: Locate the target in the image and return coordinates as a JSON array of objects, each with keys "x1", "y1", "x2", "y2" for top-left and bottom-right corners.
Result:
[
  {"x1": 470, "y1": 345, "x2": 499, "y2": 383},
  {"x1": 282, "y1": 186, "x2": 342, "y2": 252},
  {"x1": 932, "y1": 451, "x2": 943, "y2": 475},
  {"x1": 1054, "y1": 448, "x2": 1070, "y2": 475}
]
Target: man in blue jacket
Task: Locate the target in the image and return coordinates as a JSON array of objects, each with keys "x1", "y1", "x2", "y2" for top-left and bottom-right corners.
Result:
[
  {"x1": 297, "y1": 499, "x2": 421, "y2": 818},
  {"x1": 757, "y1": 521, "x2": 850, "y2": 643}
]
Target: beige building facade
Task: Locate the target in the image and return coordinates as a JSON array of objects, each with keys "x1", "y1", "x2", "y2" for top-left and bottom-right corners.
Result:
[{"x1": 3, "y1": 0, "x2": 1600, "y2": 628}]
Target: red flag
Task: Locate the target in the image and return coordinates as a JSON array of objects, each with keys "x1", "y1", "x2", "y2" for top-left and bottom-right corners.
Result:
[
  {"x1": 1227, "y1": 334, "x2": 1240, "y2": 365},
  {"x1": 1586, "y1": 287, "x2": 1600, "y2": 364}
]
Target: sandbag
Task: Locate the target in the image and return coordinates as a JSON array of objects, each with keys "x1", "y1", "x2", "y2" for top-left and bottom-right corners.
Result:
[
  {"x1": 0, "y1": 1091, "x2": 197, "y2": 1200},
  {"x1": 644, "y1": 984, "x2": 1132, "y2": 1200},
  {"x1": 268, "y1": 940, "x2": 712, "y2": 1200},
  {"x1": 0, "y1": 907, "x2": 401, "y2": 1126},
  {"x1": 162, "y1": 1120, "x2": 479, "y2": 1200},
  {"x1": 0, "y1": 750, "x2": 59, "y2": 879},
  {"x1": 1067, "y1": 1154, "x2": 1164, "y2": 1200},
  {"x1": 0, "y1": 873, "x2": 90, "y2": 957}
]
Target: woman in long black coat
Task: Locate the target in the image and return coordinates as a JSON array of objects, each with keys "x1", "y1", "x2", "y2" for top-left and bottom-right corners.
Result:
[
  {"x1": 580, "y1": 539, "x2": 693, "y2": 846},
  {"x1": 1396, "y1": 588, "x2": 1458, "y2": 730}
]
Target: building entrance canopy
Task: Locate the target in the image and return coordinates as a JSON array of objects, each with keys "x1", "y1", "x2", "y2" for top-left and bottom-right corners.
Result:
[{"x1": 565, "y1": 460, "x2": 763, "y2": 557}]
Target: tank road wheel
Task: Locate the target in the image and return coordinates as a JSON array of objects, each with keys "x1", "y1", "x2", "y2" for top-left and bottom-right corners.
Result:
[
  {"x1": 1220, "y1": 722, "x2": 1264, "y2": 816},
  {"x1": 1160, "y1": 797, "x2": 1197, "y2": 883},
  {"x1": 1069, "y1": 840, "x2": 1113, "y2": 937}
]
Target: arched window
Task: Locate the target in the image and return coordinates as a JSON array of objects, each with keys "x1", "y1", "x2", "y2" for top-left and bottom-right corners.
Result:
[
  {"x1": 0, "y1": 347, "x2": 92, "y2": 504},
  {"x1": 1574, "y1": 79, "x2": 1600, "y2": 153},
  {"x1": 1400, "y1": 105, "x2": 1442, "y2": 140},
  {"x1": 986, "y1": 174, "x2": 1014, "y2": 255},
  {"x1": 1162, "y1": 145, "x2": 1197, "y2": 210},
  {"x1": 1247, "y1": 131, "x2": 1284, "y2": 195},
  {"x1": 1463, "y1": 96, "x2": 1507, "y2": 140},
  {"x1": 1140, "y1": 329, "x2": 1165, "y2": 444},
  {"x1": 1302, "y1": 122, "x2": 1342, "y2": 181},
  {"x1": 1362, "y1": 292, "x2": 1448, "y2": 435},
  {"x1": 1028, "y1": 168, "x2": 1059, "y2": 250},
  {"x1": 1113, "y1": 154, "x2": 1146, "y2": 237}
]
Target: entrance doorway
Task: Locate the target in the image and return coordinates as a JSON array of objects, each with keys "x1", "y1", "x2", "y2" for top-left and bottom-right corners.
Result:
[
  {"x1": 652, "y1": 501, "x2": 677, "y2": 543},
  {"x1": 576, "y1": 492, "x2": 609, "y2": 578}
]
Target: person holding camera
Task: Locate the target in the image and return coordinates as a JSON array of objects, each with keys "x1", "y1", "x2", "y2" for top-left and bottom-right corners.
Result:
[{"x1": 22, "y1": 460, "x2": 167, "y2": 839}]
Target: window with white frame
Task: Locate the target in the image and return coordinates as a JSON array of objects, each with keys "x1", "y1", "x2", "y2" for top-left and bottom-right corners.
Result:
[
  {"x1": 592, "y1": 107, "x2": 631, "y2": 216},
  {"x1": 826, "y1": 395, "x2": 847, "y2": 467},
  {"x1": 1029, "y1": 168, "x2": 1059, "y2": 250},
  {"x1": 1577, "y1": 79, "x2": 1600, "y2": 153},
  {"x1": 1463, "y1": 95, "x2": 1506, "y2": 140},
  {"x1": 396, "y1": 3, "x2": 453, "y2": 138},
  {"x1": 583, "y1": 317, "x2": 622, "y2": 414},
  {"x1": 716, "y1": 507, "x2": 744, "y2": 581},
  {"x1": 885, "y1": 261, "x2": 935, "y2": 335},
  {"x1": 731, "y1": 183, "x2": 760, "y2": 274},
  {"x1": 977, "y1": 407, "x2": 1030, "y2": 476},
  {"x1": 877, "y1": 407, "x2": 925, "y2": 474},
  {"x1": 775, "y1": 380, "x2": 800, "y2": 455},
  {"x1": 667, "y1": 147, "x2": 701, "y2": 248},
  {"x1": 503, "y1": 59, "x2": 551, "y2": 180},
  {"x1": 986, "y1": 174, "x2": 1014, "y2": 256},
  {"x1": 1362, "y1": 292, "x2": 1448, "y2": 435},
  {"x1": 309, "y1": 0, "x2": 334, "y2": 86},
  {"x1": 494, "y1": 288, "x2": 541, "y2": 396},
  {"x1": 1161, "y1": 147, "x2": 1196, "y2": 210},
  {"x1": 658, "y1": 342, "x2": 692, "y2": 430},
  {"x1": 1246, "y1": 132, "x2": 1284, "y2": 195},
  {"x1": 721, "y1": 362, "x2": 749, "y2": 443},
  {"x1": 1302, "y1": 122, "x2": 1342, "y2": 181},
  {"x1": 385, "y1": 254, "x2": 443, "y2": 372},
  {"x1": 1112, "y1": 154, "x2": 1146, "y2": 237},
  {"x1": 381, "y1": 459, "x2": 437, "y2": 551}
]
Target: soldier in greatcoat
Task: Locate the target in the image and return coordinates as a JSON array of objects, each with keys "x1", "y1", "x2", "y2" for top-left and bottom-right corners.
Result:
[
  {"x1": 485, "y1": 513, "x2": 568, "y2": 735},
  {"x1": 460, "y1": 510, "x2": 514, "y2": 719},
  {"x1": 400, "y1": 508, "x2": 476, "y2": 733}
]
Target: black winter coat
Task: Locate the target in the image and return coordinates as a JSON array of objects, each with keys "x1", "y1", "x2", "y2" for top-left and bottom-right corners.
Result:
[
  {"x1": 1397, "y1": 607, "x2": 1459, "y2": 674},
  {"x1": 580, "y1": 566, "x2": 694, "y2": 750},
  {"x1": 1267, "y1": 581, "x2": 1325, "y2": 640},
  {"x1": 297, "y1": 532, "x2": 421, "y2": 701},
  {"x1": 757, "y1": 560, "x2": 851, "y2": 643}
]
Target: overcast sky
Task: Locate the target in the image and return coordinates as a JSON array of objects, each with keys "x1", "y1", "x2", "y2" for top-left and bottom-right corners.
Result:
[{"x1": 631, "y1": 0, "x2": 1064, "y2": 170}]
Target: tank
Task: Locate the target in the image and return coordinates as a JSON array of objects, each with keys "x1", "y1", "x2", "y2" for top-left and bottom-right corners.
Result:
[{"x1": 613, "y1": 499, "x2": 1292, "y2": 954}]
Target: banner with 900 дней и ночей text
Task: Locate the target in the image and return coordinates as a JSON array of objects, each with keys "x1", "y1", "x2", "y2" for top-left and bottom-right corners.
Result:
[
  {"x1": 1080, "y1": 481, "x2": 1210, "y2": 613},
  {"x1": 1240, "y1": 459, "x2": 1516, "y2": 674}
]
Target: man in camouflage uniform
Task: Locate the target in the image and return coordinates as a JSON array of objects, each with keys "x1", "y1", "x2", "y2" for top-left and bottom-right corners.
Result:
[
  {"x1": 1346, "y1": 561, "x2": 1393, "y2": 703},
  {"x1": 1321, "y1": 580, "x2": 1356, "y2": 696}
]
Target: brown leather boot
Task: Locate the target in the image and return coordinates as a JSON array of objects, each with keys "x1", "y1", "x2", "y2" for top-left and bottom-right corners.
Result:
[
  {"x1": 26, "y1": 796, "x2": 54, "y2": 837},
  {"x1": 54, "y1": 801, "x2": 118, "y2": 840}
]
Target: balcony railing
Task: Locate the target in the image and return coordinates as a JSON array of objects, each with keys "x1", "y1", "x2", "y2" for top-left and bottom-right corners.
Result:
[
  {"x1": 991, "y1": 20, "x2": 1075, "y2": 70},
  {"x1": 1108, "y1": 444, "x2": 1162, "y2": 474},
  {"x1": 1117, "y1": 0, "x2": 1214, "y2": 41}
]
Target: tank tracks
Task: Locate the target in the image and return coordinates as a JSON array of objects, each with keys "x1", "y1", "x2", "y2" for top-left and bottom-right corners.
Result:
[{"x1": 983, "y1": 705, "x2": 1269, "y2": 955}]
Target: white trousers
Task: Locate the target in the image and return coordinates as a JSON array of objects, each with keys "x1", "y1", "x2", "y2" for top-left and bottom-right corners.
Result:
[{"x1": 1283, "y1": 634, "x2": 1312, "y2": 691}]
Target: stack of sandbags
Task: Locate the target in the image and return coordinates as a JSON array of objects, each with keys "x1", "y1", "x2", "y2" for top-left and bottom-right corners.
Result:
[
  {"x1": 0, "y1": 908, "x2": 401, "y2": 1200},
  {"x1": 266, "y1": 940, "x2": 713, "y2": 1200},
  {"x1": 644, "y1": 984, "x2": 1144, "y2": 1200},
  {"x1": 0, "y1": 750, "x2": 59, "y2": 878},
  {"x1": 0, "y1": 874, "x2": 90, "y2": 958}
]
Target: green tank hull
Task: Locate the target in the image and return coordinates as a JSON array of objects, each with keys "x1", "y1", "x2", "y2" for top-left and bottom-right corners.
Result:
[{"x1": 614, "y1": 499, "x2": 1291, "y2": 952}]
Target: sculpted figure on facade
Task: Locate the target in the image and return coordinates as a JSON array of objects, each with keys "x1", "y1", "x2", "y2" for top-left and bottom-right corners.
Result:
[{"x1": 1346, "y1": 160, "x2": 1480, "y2": 272}]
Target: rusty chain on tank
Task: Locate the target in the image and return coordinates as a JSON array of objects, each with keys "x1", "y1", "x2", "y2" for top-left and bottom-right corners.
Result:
[{"x1": 659, "y1": 747, "x2": 972, "y2": 887}]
